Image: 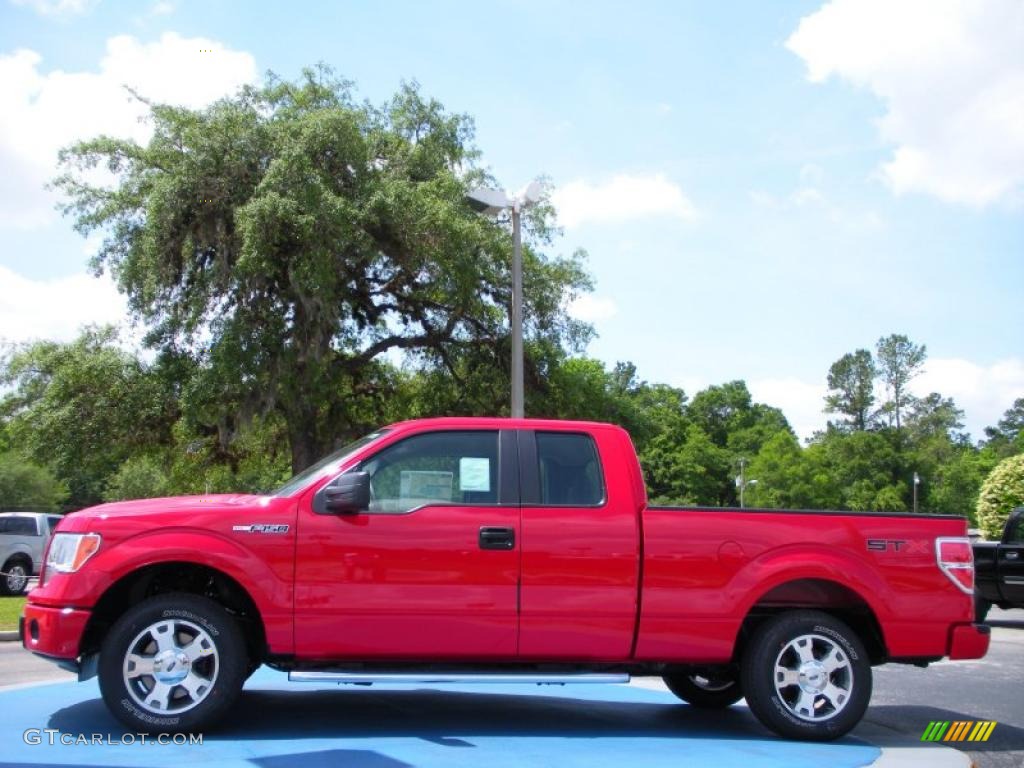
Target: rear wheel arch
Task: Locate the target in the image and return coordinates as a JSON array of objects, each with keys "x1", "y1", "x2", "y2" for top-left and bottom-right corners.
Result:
[
  {"x1": 81, "y1": 561, "x2": 267, "y2": 667},
  {"x1": 734, "y1": 578, "x2": 888, "y2": 665}
]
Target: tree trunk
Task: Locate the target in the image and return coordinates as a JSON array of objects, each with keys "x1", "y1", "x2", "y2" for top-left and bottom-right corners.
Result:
[{"x1": 287, "y1": 405, "x2": 324, "y2": 475}]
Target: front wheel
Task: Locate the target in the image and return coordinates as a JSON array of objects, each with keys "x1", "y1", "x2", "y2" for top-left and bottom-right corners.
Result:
[
  {"x1": 98, "y1": 593, "x2": 248, "y2": 732},
  {"x1": 741, "y1": 610, "x2": 872, "y2": 741},
  {"x1": 663, "y1": 667, "x2": 744, "y2": 708}
]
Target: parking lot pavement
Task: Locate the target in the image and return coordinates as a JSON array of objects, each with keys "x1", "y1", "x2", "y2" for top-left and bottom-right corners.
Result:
[
  {"x1": 0, "y1": 607, "x2": 1018, "y2": 767},
  {"x1": 0, "y1": 640, "x2": 75, "y2": 688},
  {"x1": 863, "y1": 605, "x2": 1024, "y2": 768},
  {"x1": 0, "y1": 669, "x2": 884, "y2": 768}
]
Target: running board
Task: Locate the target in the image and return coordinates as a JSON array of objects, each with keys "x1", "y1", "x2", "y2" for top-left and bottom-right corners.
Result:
[{"x1": 287, "y1": 671, "x2": 630, "y2": 685}]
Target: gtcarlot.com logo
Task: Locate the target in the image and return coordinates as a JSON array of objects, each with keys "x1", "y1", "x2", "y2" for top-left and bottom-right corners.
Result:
[
  {"x1": 920, "y1": 721, "x2": 997, "y2": 742},
  {"x1": 23, "y1": 729, "x2": 203, "y2": 746}
]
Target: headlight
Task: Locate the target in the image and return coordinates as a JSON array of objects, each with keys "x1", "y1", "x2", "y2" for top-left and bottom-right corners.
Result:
[{"x1": 45, "y1": 533, "x2": 102, "y2": 575}]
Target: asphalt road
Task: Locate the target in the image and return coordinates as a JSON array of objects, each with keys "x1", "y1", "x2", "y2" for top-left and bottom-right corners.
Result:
[
  {"x1": 1, "y1": 605, "x2": 1021, "y2": 766},
  {"x1": 859, "y1": 605, "x2": 1024, "y2": 768}
]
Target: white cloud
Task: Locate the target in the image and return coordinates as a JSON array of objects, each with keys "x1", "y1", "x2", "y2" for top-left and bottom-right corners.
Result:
[
  {"x1": 150, "y1": 1, "x2": 174, "y2": 15},
  {"x1": 787, "y1": 0, "x2": 1024, "y2": 206},
  {"x1": 9, "y1": 0, "x2": 95, "y2": 17},
  {"x1": 552, "y1": 174, "x2": 698, "y2": 229},
  {"x1": 568, "y1": 294, "x2": 618, "y2": 322},
  {"x1": 912, "y1": 357, "x2": 1024, "y2": 437},
  {"x1": 748, "y1": 377, "x2": 829, "y2": 443},
  {"x1": 0, "y1": 33, "x2": 257, "y2": 229},
  {"x1": 0, "y1": 265, "x2": 127, "y2": 343}
]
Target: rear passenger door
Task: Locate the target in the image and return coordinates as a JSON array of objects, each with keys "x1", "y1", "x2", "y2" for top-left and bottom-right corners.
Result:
[{"x1": 517, "y1": 429, "x2": 640, "y2": 659}]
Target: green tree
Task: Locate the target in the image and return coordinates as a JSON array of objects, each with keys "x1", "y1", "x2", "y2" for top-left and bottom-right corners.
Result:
[
  {"x1": 976, "y1": 453, "x2": 1024, "y2": 540},
  {"x1": 0, "y1": 328, "x2": 177, "y2": 507},
  {"x1": 643, "y1": 425, "x2": 732, "y2": 505},
  {"x1": 824, "y1": 349, "x2": 877, "y2": 431},
  {"x1": 0, "y1": 453, "x2": 68, "y2": 511},
  {"x1": 104, "y1": 455, "x2": 170, "y2": 501},
  {"x1": 875, "y1": 334, "x2": 926, "y2": 430},
  {"x1": 54, "y1": 68, "x2": 590, "y2": 473},
  {"x1": 983, "y1": 397, "x2": 1024, "y2": 458}
]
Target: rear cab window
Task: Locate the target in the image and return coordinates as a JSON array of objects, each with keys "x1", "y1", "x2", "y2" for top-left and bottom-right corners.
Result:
[{"x1": 534, "y1": 431, "x2": 606, "y2": 507}]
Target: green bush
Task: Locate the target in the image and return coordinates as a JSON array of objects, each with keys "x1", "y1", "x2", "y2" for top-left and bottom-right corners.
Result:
[
  {"x1": 976, "y1": 453, "x2": 1024, "y2": 540},
  {"x1": 104, "y1": 455, "x2": 170, "y2": 501}
]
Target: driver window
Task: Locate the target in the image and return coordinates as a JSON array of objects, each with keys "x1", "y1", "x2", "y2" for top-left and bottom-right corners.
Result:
[{"x1": 360, "y1": 431, "x2": 499, "y2": 513}]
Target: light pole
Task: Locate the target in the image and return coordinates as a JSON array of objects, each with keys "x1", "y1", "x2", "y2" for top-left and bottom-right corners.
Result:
[
  {"x1": 736, "y1": 458, "x2": 758, "y2": 508},
  {"x1": 465, "y1": 182, "x2": 542, "y2": 419},
  {"x1": 913, "y1": 472, "x2": 920, "y2": 513}
]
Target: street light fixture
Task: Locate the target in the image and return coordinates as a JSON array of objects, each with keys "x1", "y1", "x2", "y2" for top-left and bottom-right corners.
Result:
[
  {"x1": 465, "y1": 181, "x2": 543, "y2": 419},
  {"x1": 735, "y1": 457, "x2": 758, "y2": 508}
]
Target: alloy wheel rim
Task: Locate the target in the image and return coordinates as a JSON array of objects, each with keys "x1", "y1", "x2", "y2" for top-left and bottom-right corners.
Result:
[
  {"x1": 689, "y1": 673, "x2": 735, "y2": 692},
  {"x1": 122, "y1": 618, "x2": 219, "y2": 716},
  {"x1": 6, "y1": 565, "x2": 27, "y2": 592},
  {"x1": 773, "y1": 633, "x2": 853, "y2": 722}
]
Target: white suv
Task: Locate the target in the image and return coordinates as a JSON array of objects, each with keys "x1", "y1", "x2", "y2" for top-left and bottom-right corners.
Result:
[{"x1": 0, "y1": 512, "x2": 63, "y2": 596}]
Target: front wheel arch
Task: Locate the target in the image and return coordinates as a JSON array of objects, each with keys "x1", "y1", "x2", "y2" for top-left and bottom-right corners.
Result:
[{"x1": 82, "y1": 562, "x2": 266, "y2": 668}]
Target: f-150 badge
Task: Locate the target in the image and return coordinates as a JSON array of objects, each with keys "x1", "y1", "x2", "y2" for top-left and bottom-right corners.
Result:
[{"x1": 232, "y1": 524, "x2": 290, "y2": 534}]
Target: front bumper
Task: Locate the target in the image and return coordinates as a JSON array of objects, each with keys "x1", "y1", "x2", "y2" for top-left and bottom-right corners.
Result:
[
  {"x1": 20, "y1": 602, "x2": 90, "y2": 660},
  {"x1": 948, "y1": 622, "x2": 990, "y2": 660}
]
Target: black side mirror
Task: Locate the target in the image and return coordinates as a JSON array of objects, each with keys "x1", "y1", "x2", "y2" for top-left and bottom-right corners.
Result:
[{"x1": 314, "y1": 471, "x2": 371, "y2": 515}]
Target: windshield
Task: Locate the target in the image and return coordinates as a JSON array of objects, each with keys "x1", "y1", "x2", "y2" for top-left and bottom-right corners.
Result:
[{"x1": 273, "y1": 430, "x2": 391, "y2": 497}]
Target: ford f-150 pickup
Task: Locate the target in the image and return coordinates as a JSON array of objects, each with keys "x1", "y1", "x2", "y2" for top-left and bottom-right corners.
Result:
[{"x1": 21, "y1": 417, "x2": 989, "y2": 740}]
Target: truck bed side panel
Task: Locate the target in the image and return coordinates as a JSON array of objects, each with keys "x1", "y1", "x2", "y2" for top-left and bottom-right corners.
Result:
[{"x1": 636, "y1": 508, "x2": 971, "y2": 663}]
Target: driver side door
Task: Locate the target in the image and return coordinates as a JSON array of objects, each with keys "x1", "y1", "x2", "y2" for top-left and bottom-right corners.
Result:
[{"x1": 294, "y1": 428, "x2": 521, "y2": 659}]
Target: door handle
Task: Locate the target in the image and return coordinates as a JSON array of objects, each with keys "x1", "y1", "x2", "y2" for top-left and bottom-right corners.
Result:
[
  {"x1": 479, "y1": 526, "x2": 515, "y2": 550},
  {"x1": 1005, "y1": 551, "x2": 1019, "y2": 560}
]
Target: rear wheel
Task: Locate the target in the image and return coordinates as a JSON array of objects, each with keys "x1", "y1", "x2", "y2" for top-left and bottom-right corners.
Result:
[
  {"x1": 98, "y1": 593, "x2": 248, "y2": 732},
  {"x1": 663, "y1": 667, "x2": 744, "y2": 708},
  {"x1": 1, "y1": 557, "x2": 30, "y2": 596},
  {"x1": 741, "y1": 610, "x2": 871, "y2": 741}
]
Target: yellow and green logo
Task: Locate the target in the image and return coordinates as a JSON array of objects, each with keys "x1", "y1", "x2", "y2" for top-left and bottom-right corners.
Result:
[{"x1": 921, "y1": 721, "x2": 997, "y2": 742}]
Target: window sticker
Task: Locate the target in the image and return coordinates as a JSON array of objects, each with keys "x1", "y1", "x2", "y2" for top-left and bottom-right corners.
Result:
[
  {"x1": 399, "y1": 471, "x2": 454, "y2": 501},
  {"x1": 459, "y1": 457, "x2": 491, "y2": 492}
]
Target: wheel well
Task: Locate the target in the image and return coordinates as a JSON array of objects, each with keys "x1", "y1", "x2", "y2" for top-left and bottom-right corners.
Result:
[
  {"x1": 735, "y1": 578, "x2": 888, "y2": 664},
  {"x1": 81, "y1": 562, "x2": 266, "y2": 664}
]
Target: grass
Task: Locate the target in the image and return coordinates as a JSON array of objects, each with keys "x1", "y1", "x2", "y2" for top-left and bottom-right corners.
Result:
[{"x1": 0, "y1": 597, "x2": 26, "y2": 632}]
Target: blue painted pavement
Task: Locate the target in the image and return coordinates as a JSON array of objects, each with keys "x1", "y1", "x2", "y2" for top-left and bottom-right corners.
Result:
[{"x1": 0, "y1": 667, "x2": 880, "y2": 768}]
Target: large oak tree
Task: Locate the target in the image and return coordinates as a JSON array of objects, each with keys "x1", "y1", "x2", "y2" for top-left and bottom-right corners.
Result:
[{"x1": 55, "y1": 69, "x2": 590, "y2": 472}]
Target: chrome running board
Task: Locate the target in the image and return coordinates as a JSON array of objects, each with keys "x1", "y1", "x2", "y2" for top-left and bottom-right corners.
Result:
[{"x1": 287, "y1": 671, "x2": 630, "y2": 685}]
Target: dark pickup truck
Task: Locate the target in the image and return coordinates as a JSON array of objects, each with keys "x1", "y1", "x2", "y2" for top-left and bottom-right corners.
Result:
[{"x1": 974, "y1": 507, "x2": 1024, "y2": 621}]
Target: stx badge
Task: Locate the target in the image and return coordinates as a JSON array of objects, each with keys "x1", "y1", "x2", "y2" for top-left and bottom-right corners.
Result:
[{"x1": 232, "y1": 524, "x2": 290, "y2": 534}]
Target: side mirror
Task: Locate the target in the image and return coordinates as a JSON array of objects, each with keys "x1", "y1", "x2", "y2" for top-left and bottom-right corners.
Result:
[{"x1": 314, "y1": 471, "x2": 371, "y2": 515}]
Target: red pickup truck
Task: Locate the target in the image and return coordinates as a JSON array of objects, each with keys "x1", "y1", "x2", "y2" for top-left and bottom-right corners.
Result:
[{"x1": 21, "y1": 417, "x2": 988, "y2": 740}]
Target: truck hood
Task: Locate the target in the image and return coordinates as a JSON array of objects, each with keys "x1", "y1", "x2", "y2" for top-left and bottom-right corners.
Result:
[{"x1": 70, "y1": 493, "x2": 271, "y2": 521}]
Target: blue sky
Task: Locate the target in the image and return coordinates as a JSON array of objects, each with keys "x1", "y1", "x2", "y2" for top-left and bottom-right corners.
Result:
[{"x1": 1, "y1": 0, "x2": 1021, "y2": 439}]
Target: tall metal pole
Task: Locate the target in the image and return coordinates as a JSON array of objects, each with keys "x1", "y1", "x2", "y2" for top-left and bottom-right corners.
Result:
[
  {"x1": 511, "y1": 202, "x2": 524, "y2": 418},
  {"x1": 738, "y1": 457, "x2": 747, "y2": 509},
  {"x1": 913, "y1": 472, "x2": 919, "y2": 513}
]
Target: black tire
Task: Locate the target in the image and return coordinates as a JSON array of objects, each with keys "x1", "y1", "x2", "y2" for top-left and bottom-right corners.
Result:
[
  {"x1": 1, "y1": 557, "x2": 31, "y2": 596},
  {"x1": 663, "y1": 667, "x2": 744, "y2": 708},
  {"x1": 741, "y1": 610, "x2": 872, "y2": 741},
  {"x1": 98, "y1": 593, "x2": 248, "y2": 732},
  {"x1": 975, "y1": 596, "x2": 992, "y2": 623}
]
